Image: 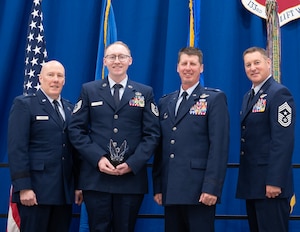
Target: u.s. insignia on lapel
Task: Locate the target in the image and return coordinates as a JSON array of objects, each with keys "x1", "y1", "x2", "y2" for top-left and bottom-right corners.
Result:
[
  {"x1": 129, "y1": 92, "x2": 145, "y2": 107},
  {"x1": 278, "y1": 102, "x2": 292, "y2": 127}
]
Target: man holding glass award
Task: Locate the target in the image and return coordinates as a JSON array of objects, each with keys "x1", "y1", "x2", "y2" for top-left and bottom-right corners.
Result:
[{"x1": 69, "y1": 41, "x2": 160, "y2": 232}]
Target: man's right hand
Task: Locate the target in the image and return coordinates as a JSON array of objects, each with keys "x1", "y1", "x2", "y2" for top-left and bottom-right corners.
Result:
[
  {"x1": 154, "y1": 193, "x2": 162, "y2": 205},
  {"x1": 20, "y1": 189, "x2": 38, "y2": 206},
  {"x1": 98, "y1": 156, "x2": 118, "y2": 175}
]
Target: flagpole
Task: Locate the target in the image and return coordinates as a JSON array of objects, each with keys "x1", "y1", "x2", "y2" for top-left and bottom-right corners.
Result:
[{"x1": 266, "y1": 0, "x2": 281, "y2": 83}]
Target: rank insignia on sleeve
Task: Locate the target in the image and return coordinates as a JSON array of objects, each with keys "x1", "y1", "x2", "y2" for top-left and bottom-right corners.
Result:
[
  {"x1": 73, "y1": 100, "x2": 82, "y2": 114},
  {"x1": 151, "y1": 103, "x2": 159, "y2": 117},
  {"x1": 278, "y1": 102, "x2": 292, "y2": 127}
]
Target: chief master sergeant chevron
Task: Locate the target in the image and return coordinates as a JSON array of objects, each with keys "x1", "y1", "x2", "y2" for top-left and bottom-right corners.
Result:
[
  {"x1": 152, "y1": 47, "x2": 229, "y2": 232},
  {"x1": 68, "y1": 41, "x2": 160, "y2": 232}
]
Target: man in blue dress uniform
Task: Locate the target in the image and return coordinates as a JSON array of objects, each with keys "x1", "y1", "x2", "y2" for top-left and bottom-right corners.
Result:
[
  {"x1": 8, "y1": 60, "x2": 82, "y2": 232},
  {"x1": 236, "y1": 47, "x2": 295, "y2": 232},
  {"x1": 69, "y1": 41, "x2": 160, "y2": 232},
  {"x1": 153, "y1": 47, "x2": 229, "y2": 232}
]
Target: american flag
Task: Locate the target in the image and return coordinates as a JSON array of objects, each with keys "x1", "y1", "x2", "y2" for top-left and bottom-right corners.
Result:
[
  {"x1": 23, "y1": 0, "x2": 47, "y2": 95},
  {"x1": 7, "y1": 1, "x2": 47, "y2": 231}
]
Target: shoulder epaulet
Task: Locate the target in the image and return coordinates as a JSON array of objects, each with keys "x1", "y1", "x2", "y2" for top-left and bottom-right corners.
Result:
[
  {"x1": 161, "y1": 90, "x2": 178, "y2": 98},
  {"x1": 63, "y1": 99, "x2": 72, "y2": 103},
  {"x1": 204, "y1": 87, "x2": 221, "y2": 92},
  {"x1": 20, "y1": 94, "x2": 36, "y2": 100},
  {"x1": 23, "y1": 94, "x2": 35, "y2": 98}
]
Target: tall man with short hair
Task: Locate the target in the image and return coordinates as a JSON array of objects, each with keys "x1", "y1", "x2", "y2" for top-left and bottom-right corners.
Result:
[
  {"x1": 237, "y1": 47, "x2": 295, "y2": 232},
  {"x1": 153, "y1": 47, "x2": 229, "y2": 232},
  {"x1": 8, "y1": 60, "x2": 82, "y2": 232},
  {"x1": 69, "y1": 41, "x2": 160, "y2": 232}
]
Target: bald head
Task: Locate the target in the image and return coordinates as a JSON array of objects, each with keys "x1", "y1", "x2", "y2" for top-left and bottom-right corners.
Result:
[
  {"x1": 40, "y1": 60, "x2": 65, "y2": 76},
  {"x1": 39, "y1": 60, "x2": 65, "y2": 99}
]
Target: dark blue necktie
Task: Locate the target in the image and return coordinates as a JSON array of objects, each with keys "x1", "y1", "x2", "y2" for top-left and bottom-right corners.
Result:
[
  {"x1": 113, "y1": 84, "x2": 123, "y2": 107},
  {"x1": 247, "y1": 89, "x2": 254, "y2": 108},
  {"x1": 53, "y1": 100, "x2": 65, "y2": 126},
  {"x1": 176, "y1": 91, "x2": 188, "y2": 116}
]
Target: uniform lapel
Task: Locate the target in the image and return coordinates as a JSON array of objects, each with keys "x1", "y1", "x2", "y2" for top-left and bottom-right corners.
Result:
[
  {"x1": 167, "y1": 92, "x2": 178, "y2": 123},
  {"x1": 241, "y1": 90, "x2": 254, "y2": 122},
  {"x1": 118, "y1": 81, "x2": 134, "y2": 110},
  {"x1": 61, "y1": 100, "x2": 73, "y2": 126},
  {"x1": 99, "y1": 79, "x2": 115, "y2": 109},
  {"x1": 175, "y1": 85, "x2": 201, "y2": 123},
  {"x1": 241, "y1": 77, "x2": 273, "y2": 121},
  {"x1": 37, "y1": 91, "x2": 63, "y2": 127}
]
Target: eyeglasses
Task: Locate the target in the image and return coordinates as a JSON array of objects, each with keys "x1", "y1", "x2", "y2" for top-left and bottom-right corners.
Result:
[{"x1": 105, "y1": 54, "x2": 131, "y2": 62}]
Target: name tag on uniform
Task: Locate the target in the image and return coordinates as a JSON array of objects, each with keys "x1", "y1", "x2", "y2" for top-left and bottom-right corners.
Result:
[
  {"x1": 91, "y1": 101, "x2": 103, "y2": 106},
  {"x1": 36, "y1": 116, "x2": 49, "y2": 120}
]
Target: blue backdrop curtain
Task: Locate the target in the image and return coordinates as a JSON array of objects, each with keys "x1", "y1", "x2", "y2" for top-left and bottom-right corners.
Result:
[{"x1": 0, "y1": 0, "x2": 300, "y2": 231}]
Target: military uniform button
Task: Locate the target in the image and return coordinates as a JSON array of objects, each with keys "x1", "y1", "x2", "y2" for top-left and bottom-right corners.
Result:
[
  {"x1": 241, "y1": 138, "x2": 245, "y2": 143},
  {"x1": 113, "y1": 128, "x2": 118, "y2": 133},
  {"x1": 240, "y1": 151, "x2": 244, "y2": 155},
  {"x1": 172, "y1": 127, "x2": 177, "y2": 131},
  {"x1": 242, "y1": 125, "x2": 246, "y2": 130},
  {"x1": 114, "y1": 114, "x2": 119, "y2": 119},
  {"x1": 170, "y1": 154, "x2": 175, "y2": 158},
  {"x1": 170, "y1": 139, "x2": 175, "y2": 144}
]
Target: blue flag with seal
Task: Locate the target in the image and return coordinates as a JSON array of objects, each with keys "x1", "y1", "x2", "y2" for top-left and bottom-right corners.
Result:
[
  {"x1": 79, "y1": 1, "x2": 117, "y2": 231},
  {"x1": 95, "y1": 0, "x2": 117, "y2": 80}
]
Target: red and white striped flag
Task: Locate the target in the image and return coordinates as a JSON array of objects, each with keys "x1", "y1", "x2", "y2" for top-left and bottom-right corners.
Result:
[{"x1": 6, "y1": 186, "x2": 20, "y2": 232}]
